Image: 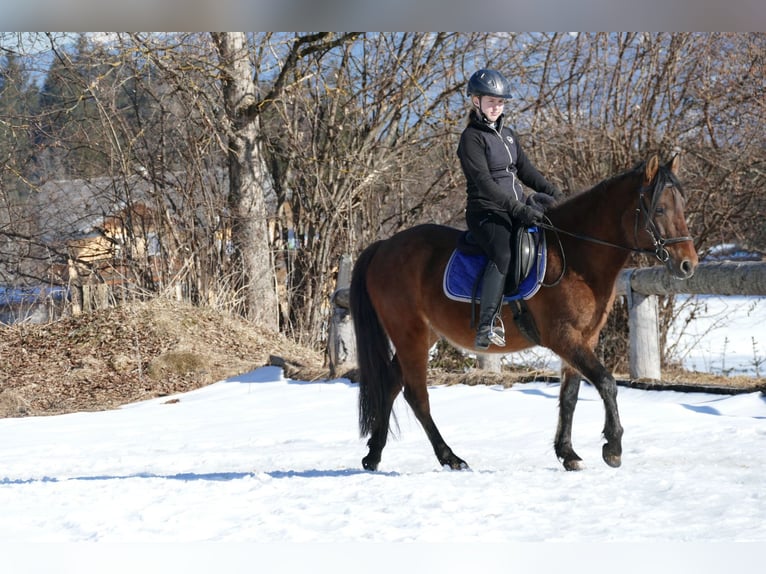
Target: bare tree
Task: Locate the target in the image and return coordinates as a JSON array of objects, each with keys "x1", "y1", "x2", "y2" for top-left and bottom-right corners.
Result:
[{"x1": 211, "y1": 32, "x2": 279, "y2": 329}]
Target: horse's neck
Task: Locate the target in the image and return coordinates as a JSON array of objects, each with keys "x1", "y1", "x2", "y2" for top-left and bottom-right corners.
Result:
[{"x1": 553, "y1": 177, "x2": 638, "y2": 288}]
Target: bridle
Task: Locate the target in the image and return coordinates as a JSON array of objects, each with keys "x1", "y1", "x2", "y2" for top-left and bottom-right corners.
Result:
[
  {"x1": 538, "y1": 166, "x2": 694, "y2": 286},
  {"x1": 634, "y1": 179, "x2": 693, "y2": 263}
]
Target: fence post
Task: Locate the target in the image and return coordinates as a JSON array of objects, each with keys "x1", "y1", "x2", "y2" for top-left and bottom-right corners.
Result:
[
  {"x1": 628, "y1": 291, "x2": 662, "y2": 380},
  {"x1": 477, "y1": 353, "x2": 502, "y2": 373},
  {"x1": 328, "y1": 254, "x2": 357, "y2": 378},
  {"x1": 619, "y1": 271, "x2": 662, "y2": 381},
  {"x1": 618, "y1": 261, "x2": 766, "y2": 381}
]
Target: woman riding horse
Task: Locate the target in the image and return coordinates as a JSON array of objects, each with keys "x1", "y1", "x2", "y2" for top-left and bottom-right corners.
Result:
[{"x1": 350, "y1": 152, "x2": 698, "y2": 472}]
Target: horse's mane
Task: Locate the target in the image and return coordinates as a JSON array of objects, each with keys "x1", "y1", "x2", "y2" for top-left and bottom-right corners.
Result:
[{"x1": 557, "y1": 159, "x2": 684, "y2": 210}]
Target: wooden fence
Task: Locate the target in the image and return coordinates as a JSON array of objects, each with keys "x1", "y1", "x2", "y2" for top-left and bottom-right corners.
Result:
[
  {"x1": 328, "y1": 260, "x2": 766, "y2": 381},
  {"x1": 617, "y1": 261, "x2": 766, "y2": 380}
]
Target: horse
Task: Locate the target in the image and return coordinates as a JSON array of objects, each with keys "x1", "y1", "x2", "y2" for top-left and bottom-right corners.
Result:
[{"x1": 349, "y1": 154, "x2": 698, "y2": 472}]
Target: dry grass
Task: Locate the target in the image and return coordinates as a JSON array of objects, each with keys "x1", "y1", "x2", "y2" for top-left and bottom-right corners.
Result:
[
  {"x1": 1, "y1": 299, "x2": 762, "y2": 419},
  {"x1": 0, "y1": 298, "x2": 325, "y2": 418}
]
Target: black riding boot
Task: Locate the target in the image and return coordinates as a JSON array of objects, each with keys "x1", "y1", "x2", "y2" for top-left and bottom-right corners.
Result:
[{"x1": 475, "y1": 261, "x2": 507, "y2": 350}]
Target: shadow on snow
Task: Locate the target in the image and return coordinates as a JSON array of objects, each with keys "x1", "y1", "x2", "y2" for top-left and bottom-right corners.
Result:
[{"x1": 1, "y1": 468, "x2": 396, "y2": 485}]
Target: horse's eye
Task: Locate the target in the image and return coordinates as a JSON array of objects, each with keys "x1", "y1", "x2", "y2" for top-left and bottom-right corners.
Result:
[{"x1": 655, "y1": 206, "x2": 665, "y2": 215}]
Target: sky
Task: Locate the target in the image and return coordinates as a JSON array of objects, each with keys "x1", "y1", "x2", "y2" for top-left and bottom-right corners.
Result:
[{"x1": 0, "y1": 295, "x2": 763, "y2": 572}]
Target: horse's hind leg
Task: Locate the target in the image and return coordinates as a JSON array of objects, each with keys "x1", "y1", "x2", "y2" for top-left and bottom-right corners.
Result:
[
  {"x1": 403, "y1": 384, "x2": 468, "y2": 470},
  {"x1": 397, "y1": 341, "x2": 468, "y2": 470},
  {"x1": 555, "y1": 367, "x2": 585, "y2": 471},
  {"x1": 362, "y1": 359, "x2": 403, "y2": 471}
]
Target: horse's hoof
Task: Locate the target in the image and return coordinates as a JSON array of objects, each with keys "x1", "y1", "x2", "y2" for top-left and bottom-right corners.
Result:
[
  {"x1": 442, "y1": 461, "x2": 470, "y2": 471},
  {"x1": 441, "y1": 456, "x2": 469, "y2": 471},
  {"x1": 563, "y1": 459, "x2": 585, "y2": 471},
  {"x1": 602, "y1": 444, "x2": 622, "y2": 468},
  {"x1": 604, "y1": 455, "x2": 622, "y2": 468}
]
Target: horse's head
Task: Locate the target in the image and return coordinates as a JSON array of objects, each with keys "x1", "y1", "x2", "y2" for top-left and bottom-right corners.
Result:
[{"x1": 634, "y1": 155, "x2": 698, "y2": 279}]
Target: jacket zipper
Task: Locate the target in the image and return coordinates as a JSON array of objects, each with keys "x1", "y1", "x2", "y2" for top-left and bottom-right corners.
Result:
[{"x1": 490, "y1": 126, "x2": 521, "y2": 202}]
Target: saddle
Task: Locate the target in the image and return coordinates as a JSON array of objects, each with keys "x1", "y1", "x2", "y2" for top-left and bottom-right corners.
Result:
[{"x1": 443, "y1": 225, "x2": 547, "y2": 304}]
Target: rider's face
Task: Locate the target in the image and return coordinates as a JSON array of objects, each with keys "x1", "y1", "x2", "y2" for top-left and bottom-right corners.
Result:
[{"x1": 475, "y1": 95, "x2": 505, "y2": 122}]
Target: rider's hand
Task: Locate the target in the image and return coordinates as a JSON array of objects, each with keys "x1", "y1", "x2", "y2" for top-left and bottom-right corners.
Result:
[
  {"x1": 518, "y1": 204, "x2": 545, "y2": 225},
  {"x1": 550, "y1": 186, "x2": 565, "y2": 203},
  {"x1": 527, "y1": 192, "x2": 557, "y2": 212}
]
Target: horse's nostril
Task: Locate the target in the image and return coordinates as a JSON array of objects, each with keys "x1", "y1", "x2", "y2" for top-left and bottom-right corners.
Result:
[{"x1": 681, "y1": 259, "x2": 695, "y2": 278}]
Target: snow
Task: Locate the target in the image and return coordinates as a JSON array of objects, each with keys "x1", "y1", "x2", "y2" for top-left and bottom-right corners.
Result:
[
  {"x1": 1, "y1": 296, "x2": 764, "y2": 572},
  {"x1": 669, "y1": 295, "x2": 765, "y2": 376}
]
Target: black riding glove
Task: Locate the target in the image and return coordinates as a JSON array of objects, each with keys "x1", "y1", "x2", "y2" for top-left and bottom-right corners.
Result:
[
  {"x1": 516, "y1": 204, "x2": 545, "y2": 226},
  {"x1": 527, "y1": 192, "x2": 557, "y2": 212},
  {"x1": 549, "y1": 186, "x2": 565, "y2": 203}
]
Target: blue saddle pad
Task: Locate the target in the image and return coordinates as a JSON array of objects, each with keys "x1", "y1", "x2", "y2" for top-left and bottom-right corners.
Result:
[{"x1": 443, "y1": 228, "x2": 547, "y2": 303}]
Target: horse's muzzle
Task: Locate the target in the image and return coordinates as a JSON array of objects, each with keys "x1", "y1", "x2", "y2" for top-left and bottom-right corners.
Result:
[{"x1": 668, "y1": 256, "x2": 696, "y2": 280}]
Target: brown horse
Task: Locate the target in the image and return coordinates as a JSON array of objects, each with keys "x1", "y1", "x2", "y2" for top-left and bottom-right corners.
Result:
[{"x1": 350, "y1": 155, "x2": 698, "y2": 471}]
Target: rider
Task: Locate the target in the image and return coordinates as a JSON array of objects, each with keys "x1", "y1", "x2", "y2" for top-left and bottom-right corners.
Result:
[{"x1": 457, "y1": 69, "x2": 563, "y2": 351}]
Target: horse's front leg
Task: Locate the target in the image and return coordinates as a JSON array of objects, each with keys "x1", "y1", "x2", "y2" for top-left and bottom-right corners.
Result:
[
  {"x1": 555, "y1": 367, "x2": 585, "y2": 471},
  {"x1": 581, "y1": 356, "x2": 623, "y2": 467},
  {"x1": 561, "y1": 348, "x2": 624, "y2": 469},
  {"x1": 596, "y1": 370, "x2": 624, "y2": 468}
]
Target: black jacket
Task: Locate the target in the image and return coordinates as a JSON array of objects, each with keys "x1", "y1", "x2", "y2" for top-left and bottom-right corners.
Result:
[{"x1": 457, "y1": 110, "x2": 558, "y2": 219}]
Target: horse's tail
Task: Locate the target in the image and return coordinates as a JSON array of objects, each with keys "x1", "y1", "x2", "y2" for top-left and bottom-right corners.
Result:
[{"x1": 349, "y1": 240, "x2": 400, "y2": 438}]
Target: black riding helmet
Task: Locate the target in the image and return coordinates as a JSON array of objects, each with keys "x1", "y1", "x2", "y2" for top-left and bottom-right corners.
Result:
[{"x1": 466, "y1": 69, "x2": 512, "y2": 99}]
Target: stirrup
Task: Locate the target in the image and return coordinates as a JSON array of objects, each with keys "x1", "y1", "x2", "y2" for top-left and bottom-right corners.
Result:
[
  {"x1": 487, "y1": 328, "x2": 506, "y2": 347},
  {"x1": 475, "y1": 316, "x2": 506, "y2": 350},
  {"x1": 488, "y1": 315, "x2": 506, "y2": 347}
]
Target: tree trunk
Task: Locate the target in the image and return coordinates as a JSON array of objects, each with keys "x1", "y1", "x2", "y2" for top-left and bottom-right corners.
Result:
[{"x1": 212, "y1": 32, "x2": 278, "y2": 331}]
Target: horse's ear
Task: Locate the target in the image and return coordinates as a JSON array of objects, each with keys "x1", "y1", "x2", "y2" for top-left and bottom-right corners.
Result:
[
  {"x1": 668, "y1": 153, "x2": 681, "y2": 174},
  {"x1": 644, "y1": 155, "x2": 659, "y2": 184}
]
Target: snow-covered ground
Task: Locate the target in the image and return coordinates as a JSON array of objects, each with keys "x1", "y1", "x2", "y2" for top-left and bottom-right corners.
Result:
[{"x1": 1, "y1": 296, "x2": 763, "y2": 572}]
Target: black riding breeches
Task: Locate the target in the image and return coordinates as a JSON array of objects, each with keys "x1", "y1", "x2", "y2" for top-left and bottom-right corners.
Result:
[{"x1": 465, "y1": 210, "x2": 520, "y2": 277}]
